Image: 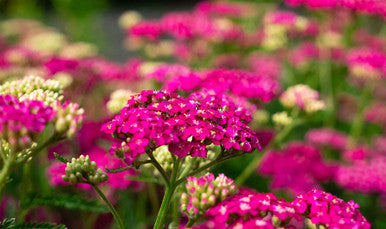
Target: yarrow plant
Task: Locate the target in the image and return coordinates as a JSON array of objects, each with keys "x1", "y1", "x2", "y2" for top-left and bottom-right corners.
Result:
[
  {"x1": 0, "y1": 75, "x2": 83, "y2": 203},
  {"x1": 0, "y1": 0, "x2": 384, "y2": 227},
  {"x1": 102, "y1": 89, "x2": 261, "y2": 228}
]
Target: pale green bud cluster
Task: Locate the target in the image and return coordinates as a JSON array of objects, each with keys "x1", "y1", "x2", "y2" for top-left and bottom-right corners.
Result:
[
  {"x1": 107, "y1": 89, "x2": 134, "y2": 115},
  {"x1": 0, "y1": 139, "x2": 36, "y2": 164},
  {"x1": 22, "y1": 31, "x2": 67, "y2": 54},
  {"x1": 143, "y1": 146, "x2": 216, "y2": 176},
  {"x1": 261, "y1": 25, "x2": 288, "y2": 51},
  {"x1": 0, "y1": 75, "x2": 63, "y2": 105},
  {"x1": 62, "y1": 155, "x2": 108, "y2": 185},
  {"x1": 272, "y1": 111, "x2": 293, "y2": 127},
  {"x1": 180, "y1": 173, "x2": 237, "y2": 218},
  {"x1": 279, "y1": 84, "x2": 325, "y2": 114},
  {"x1": 52, "y1": 102, "x2": 84, "y2": 138},
  {"x1": 118, "y1": 11, "x2": 143, "y2": 29}
]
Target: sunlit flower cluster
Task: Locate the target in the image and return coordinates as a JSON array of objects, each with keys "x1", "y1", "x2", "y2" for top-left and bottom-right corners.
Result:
[{"x1": 103, "y1": 90, "x2": 261, "y2": 165}]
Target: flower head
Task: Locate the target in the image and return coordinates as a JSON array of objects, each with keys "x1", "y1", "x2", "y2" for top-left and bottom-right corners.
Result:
[
  {"x1": 102, "y1": 90, "x2": 260, "y2": 165},
  {"x1": 180, "y1": 173, "x2": 236, "y2": 219},
  {"x1": 0, "y1": 94, "x2": 54, "y2": 152},
  {"x1": 280, "y1": 84, "x2": 325, "y2": 113},
  {"x1": 292, "y1": 189, "x2": 370, "y2": 228},
  {"x1": 62, "y1": 154, "x2": 108, "y2": 186}
]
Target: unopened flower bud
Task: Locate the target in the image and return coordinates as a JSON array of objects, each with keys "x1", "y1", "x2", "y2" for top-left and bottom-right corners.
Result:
[
  {"x1": 180, "y1": 173, "x2": 237, "y2": 219},
  {"x1": 62, "y1": 154, "x2": 108, "y2": 185}
]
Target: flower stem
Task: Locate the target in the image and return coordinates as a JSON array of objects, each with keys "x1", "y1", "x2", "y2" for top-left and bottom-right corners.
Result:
[
  {"x1": 175, "y1": 153, "x2": 233, "y2": 186},
  {"x1": 186, "y1": 217, "x2": 198, "y2": 227},
  {"x1": 319, "y1": 53, "x2": 335, "y2": 127},
  {"x1": 153, "y1": 157, "x2": 180, "y2": 229},
  {"x1": 146, "y1": 149, "x2": 170, "y2": 187},
  {"x1": 154, "y1": 185, "x2": 175, "y2": 229},
  {"x1": 235, "y1": 119, "x2": 302, "y2": 186},
  {"x1": 0, "y1": 154, "x2": 14, "y2": 204},
  {"x1": 235, "y1": 152, "x2": 264, "y2": 186},
  {"x1": 349, "y1": 81, "x2": 374, "y2": 144},
  {"x1": 91, "y1": 184, "x2": 125, "y2": 229}
]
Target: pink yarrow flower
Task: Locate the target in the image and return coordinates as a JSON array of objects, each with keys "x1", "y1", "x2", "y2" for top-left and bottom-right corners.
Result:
[{"x1": 102, "y1": 90, "x2": 261, "y2": 165}]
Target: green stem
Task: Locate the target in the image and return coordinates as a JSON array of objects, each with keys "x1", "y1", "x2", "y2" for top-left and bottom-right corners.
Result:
[
  {"x1": 153, "y1": 157, "x2": 180, "y2": 229},
  {"x1": 175, "y1": 154, "x2": 232, "y2": 186},
  {"x1": 19, "y1": 162, "x2": 32, "y2": 222},
  {"x1": 148, "y1": 183, "x2": 160, "y2": 213},
  {"x1": 179, "y1": 157, "x2": 197, "y2": 179},
  {"x1": 154, "y1": 185, "x2": 175, "y2": 229},
  {"x1": 92, "y1": 184, "x2": 125, "y2": 229},
  {"x1": 0, "y1": 154, "x2": 15, "y2": 204},
  {"x1": 319, "y1": 53, "x2": 335, "y2": 127},
  {"x1": 349, "y1": 82, "x2": 374, "y2": 144},
  {"x1": 172, "y1": 193, "x2": 180, "y2": 227},
  {"x1": 146, "y1": 149, "x2": 170, "y2": 187},
  {"x1": 235, "y1": 152, "x2": 264, "y2": 186},
  {"x1": 234, "y1": 119, "x2": 302, "y2": 186},
  {"x1": 186, "y1": 217, "x2": 198, "y2": 227}
]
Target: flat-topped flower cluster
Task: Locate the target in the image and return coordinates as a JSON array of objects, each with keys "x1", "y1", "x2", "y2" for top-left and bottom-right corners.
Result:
[
  {"x1": 195, "y1": 188, "x2": 370, "y2": 228},
  {"x1": 0, "y1": 94, "x2": 54, "y2": 150},
  {"x1": 102, "y1": 90, "x2": 261, "y2": 165}
]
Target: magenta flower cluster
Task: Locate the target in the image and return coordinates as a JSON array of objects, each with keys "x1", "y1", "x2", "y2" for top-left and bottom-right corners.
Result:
[
  {"x1": 259, "y1": 142, "x2": 336, "y2": 195},
  {"x1": 145, "y1": 65, "x2": 281, "y2": 103},
  {"x1": 129, "y1": 10, "x2": 243, "y2": 43},
  {"x1": 285, "y1": 0, "x2": 386, "y2": 18},
  {"x1": 306, "y1": 128, "x2": 348, "y2": 151},
  {"x1": 201, "y1": 189, "x2": 299, "y2": 228},
  {"x1": 0, "y1": 94, "x2": 54, "y2": 149},
  {"x1": 346, "y1": 47, "x2": 386, "y2": 79},
  {"x1": 102, "y1": 90, "x2": 261, "y2": 165},
  {"x1": 293, "y1": 189, "x2": 371, "y2": 228},
  {"x1": 336, "y1": 155, "x2": 386, "y2": 194},
  {"x1": 194, "y1": 189, "x2": 370, "y2": 228}
]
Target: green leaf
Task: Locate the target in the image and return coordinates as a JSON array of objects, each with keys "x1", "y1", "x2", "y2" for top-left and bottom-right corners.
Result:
[
  {"x1": 12, "y1": 222, "x2": 67, "y2": 229},
  {"x1": 105, "y1": 165, "x2": 133, "y2": 173},
  {"x1": 54, "y1": 153, "x2": 69, "y2": 164},
  {"x1": 0, "y1": 218, "x2": 15, "y2": 228},
  {"x1": 21, "y1": 194, "x2": 108, "y2": 213}
]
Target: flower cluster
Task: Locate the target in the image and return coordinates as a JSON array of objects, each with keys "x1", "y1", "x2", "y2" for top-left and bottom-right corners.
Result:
[
  {"x1": 289, "y1": 42, "x2": 320, "y2": 68},
  {"x1": 48, "y1": 147, "x2": 140, "y2": 190},
  {"x1": 143, "y1": 145, "x2": 216, "y2": 176},
  {"x1": 0, "y1": 94, "x2": 54, "y2": 152},
  {"x1": 365, "y1": 101, "x2": 386, "y2": 128},
  {"x1": 0, "y1": 76, "x2": 84, "y2": 139},
  {"x1": 306, "y1": 128, "x2": 348, "y2": 151},
  {"x1": 107, "y1": 89, "x2": 135, "y2": 115},
  {"x1": 285, "y1": 0, "x2": 386, "y2": 18},
  {"x1": 200, "y1": 189, "x2": 300, "y2": 228},
  {"x1": 261, "y1": 11, "x2": 317, "y2": 51},
  {"x1": 259, "y1": 142, "x2": 336, "y2": 195},
  {"x1": 346, "y1": 48, "x2": 386, "y2": 80},
  {"x1": 280, "y1": 84, "x2": 325, "y2": 113},
  {"x1": 0, "y1": 75, "x2": 63, "y2": 105},
  {"x1": 272, "y1": 111, "x2": 293, "y2": 127},
  {"x1": 336, "y1": 155, "x2": 386, "y2": 194},
  {"x1": 180, "y1": 173, "x2": 236, "y2": 219},
  {"x1": 102, "y1": 90, "x2": 261, "y2": 165},
  {"x1": 194, "y1": 189, "x2": 370, "y2": 228},
  {"x1": 143, "y1": 64, "x2": 281, "y2": 103},
  {"x1": 246, "y1": 55, "x2": 282, "y2": 80},
  {"x1": 62, "y1": 154, "x2": 108, "y2": 185},
  {"x1": 292, "y1": 189, "x2": 371, "y2": 228},
  {"x1": 127, "y1": 10, "x2": 243, "y2": 43}
]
